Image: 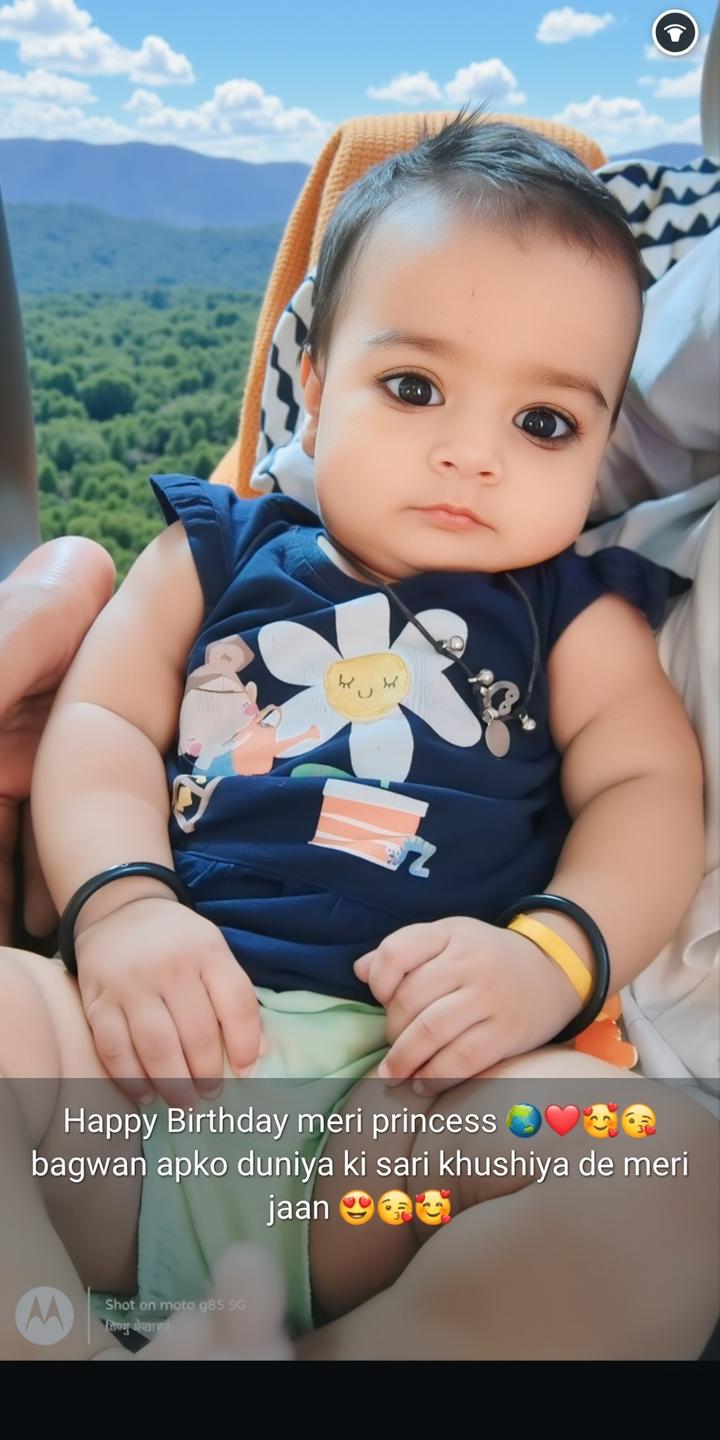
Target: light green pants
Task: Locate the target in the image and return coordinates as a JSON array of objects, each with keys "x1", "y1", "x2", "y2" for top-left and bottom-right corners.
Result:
[{"x1": 90, "y1": 987, "x2": 389, "y2": 1341}]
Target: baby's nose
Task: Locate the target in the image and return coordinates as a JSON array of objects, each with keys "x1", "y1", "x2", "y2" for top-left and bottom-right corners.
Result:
[{"x1": 431, "y1": 441, "x2": 504, "y2": 482}]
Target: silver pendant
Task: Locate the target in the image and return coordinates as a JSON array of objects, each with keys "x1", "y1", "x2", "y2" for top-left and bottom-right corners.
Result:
[
  {"x1": 481, "y1": 681, "x2": 520, "y2": 759},
  {"x1": 485, "y1": 715, "x2": 511, "y2": 757}
]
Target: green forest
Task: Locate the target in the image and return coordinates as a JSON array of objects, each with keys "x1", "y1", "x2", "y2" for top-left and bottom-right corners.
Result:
[
  {"x1": 8, "y1": 206, "x2": 283, "y2": 293},
  {"x1": 23, "y1": 287, "x2": 263, "y2": 583}
]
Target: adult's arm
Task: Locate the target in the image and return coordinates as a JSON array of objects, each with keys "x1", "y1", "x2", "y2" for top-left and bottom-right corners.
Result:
[{"x1": 0, "y1": 535, "x2": 116, "y2": 944}]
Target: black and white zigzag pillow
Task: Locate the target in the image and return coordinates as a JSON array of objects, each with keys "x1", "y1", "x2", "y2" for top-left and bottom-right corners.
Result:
[
  {"x1": 251, "y1": 155, "x2": 720, "y2": 503},
  {"x1": 597, "y1": 155, "x2": 719, "y2": 283}
]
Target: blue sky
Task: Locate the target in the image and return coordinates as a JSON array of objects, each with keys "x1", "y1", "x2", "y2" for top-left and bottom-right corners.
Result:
[{"x1": 0, "y1": 0, "x2": 715, "y2": 160}]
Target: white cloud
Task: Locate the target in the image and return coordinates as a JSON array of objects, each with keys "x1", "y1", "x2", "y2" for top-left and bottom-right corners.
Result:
[
  {"x1": 123, "y1": 88, "x2": 160, "y2": 115},
  {"x1": 0, "y1": 0, "x2": 88, "y2": 39},
  {"x1": 128, "y1": 36, "x2": 194, "y2": 87},
  {"x1": 0, "y1": 0, "x2": 194, "y2": 83},
  {"x1": 121, "y1": 78, "x2": 333, "y2": 163},
  {"x1": 367, "y1": 70, "x2": 442, "y2": 104},
  {"x1": 367, "y1": 59, "x2": 525, "y2": 109},
  {"x1": 553, "y1": 93, "x2": 701, "y2": 152},
  {"x1": 0, "y1": 94, "x2": 133, "y2": 141},
  {"x1": 0, "y1": 63, "x2": 93, "y2": 101},
  {"x1": 642, "y1": 67, "x2": 703, "y2": 99},
  {"x1": 444, "y1": 60, "x2": 525, "y2": 106},
  {"x1": 536, "y1": 7, "x2": 616, "y2": 43}
]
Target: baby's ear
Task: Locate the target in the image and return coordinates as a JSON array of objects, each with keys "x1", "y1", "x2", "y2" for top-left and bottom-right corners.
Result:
[
  {"x1": 299, "y1": 348, "x2": 313, "y2": 386},
  {"x1": 299, "y1": 348, "x2": 323, "y2": 456},
  {"x1": 299, "y1": 412, "x2": 318, "y2": 457}
]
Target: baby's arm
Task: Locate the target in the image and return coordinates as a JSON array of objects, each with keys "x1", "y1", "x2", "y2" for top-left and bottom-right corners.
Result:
[
  {"x1": 31, "y1": 521, "x2": 262, "y2": 1103},
  {"x1": 538, "y1": 590, "x2": 705, "y2": 992},
  {"x1": 355, "y1": 592, "x2": 705, "y2": 1087}
]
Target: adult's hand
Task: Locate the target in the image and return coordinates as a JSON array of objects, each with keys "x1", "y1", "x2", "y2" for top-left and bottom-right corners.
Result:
[{"x1": 0, "y1": 536, "x2": 116, "y2": 944}]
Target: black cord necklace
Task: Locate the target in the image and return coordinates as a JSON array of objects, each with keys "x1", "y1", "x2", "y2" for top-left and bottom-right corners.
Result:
[{"x1": 323, "y1": 530, "x2": 541, "y2": 759}]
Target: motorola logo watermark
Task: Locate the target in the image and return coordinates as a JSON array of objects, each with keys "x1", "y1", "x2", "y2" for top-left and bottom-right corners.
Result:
[{"x1": 15, "y1": 1287, "x2": 75, "y2": 1346}]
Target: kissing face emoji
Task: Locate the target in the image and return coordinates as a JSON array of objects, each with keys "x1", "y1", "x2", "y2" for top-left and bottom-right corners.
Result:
[
  {"x1": 378, "y1": 1190, "x2": 414, "y2": 1226},
  {"x1": 621, "y1": 1103, "x2": 657, "y2": 1138},
  {"x1": 414, "y1": 1189, "x2": 452, "y2": 1225},
  {"x1": 582, "y1": 1103, "x2": 618, "y2": 1138},
  {"x1": 339, "y1": 1191, "x2": 375, "y2": 1225}
]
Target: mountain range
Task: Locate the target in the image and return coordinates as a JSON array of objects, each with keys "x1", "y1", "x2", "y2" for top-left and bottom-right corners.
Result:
[
  {"x1": 0, "y1": 138, "x2": 309, "y2": 229},
  {"x1": 0, "y1": 138, "x2": 704, "y2": 230}
]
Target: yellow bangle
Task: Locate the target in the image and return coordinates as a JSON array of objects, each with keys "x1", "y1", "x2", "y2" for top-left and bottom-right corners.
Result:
[{"x1": 507, "y1": 914, "x2": 593, "y2": 1003}]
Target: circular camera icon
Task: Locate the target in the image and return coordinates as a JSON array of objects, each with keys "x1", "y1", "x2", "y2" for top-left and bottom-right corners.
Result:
[{"x1": 652, "y1": 10, "x2": 700, "y2": 57}]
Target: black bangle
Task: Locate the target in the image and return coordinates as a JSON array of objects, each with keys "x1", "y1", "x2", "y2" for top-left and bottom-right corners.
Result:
[
  {"x1": 493, "y1": 893, "x2": 611, "y2": 1043},
  {"x1": 58, "y1": 863, "x2": 193, "y2": 977}
]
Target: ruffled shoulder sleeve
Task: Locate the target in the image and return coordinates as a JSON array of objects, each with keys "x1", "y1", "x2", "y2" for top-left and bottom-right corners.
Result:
[
  {"x1": 546, "y1": 544, "x2": 692, "y2": 656},
  {"x1": 149, "y1": 473, "x2": 313, "y2": 619}
]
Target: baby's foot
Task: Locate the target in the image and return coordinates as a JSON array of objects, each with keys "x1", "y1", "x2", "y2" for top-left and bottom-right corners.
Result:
[{"x1": 141, "y1": 1243, "x2": 294, "y2": 1361}]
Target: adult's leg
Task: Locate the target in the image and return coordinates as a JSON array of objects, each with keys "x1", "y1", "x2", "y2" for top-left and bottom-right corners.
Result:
[
  {"x1": 303, "y1": 1048, "x2": 719, "y2": 1360},
  {"x1": 1, "y1": 950, "x2": 297, "y2": 1362},
  {"x1": 0, "y1": 948, "x2": 144, "y2": 1358}
]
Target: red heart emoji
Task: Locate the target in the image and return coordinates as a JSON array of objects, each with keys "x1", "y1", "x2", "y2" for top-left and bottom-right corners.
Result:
[
  {"x1": 545, "y1": 1104, "x2": 580, "y2": 1135},
  {"x1": 401, "y1": 1211, "x2": 412, "y2": 1222},
  {"x1": 359, "y1": 1196, "x2": 371, "y2": 1208},
  {"x1": 416, "y1": 1192, "x2": 425, "y2": 1202},
  {"x1": 441, "y1": 1214, "x2": 451, "y2": 1223},
  {"x1": 440, "y1": 1189, "x2": 451, "y2": 1198},
  {"x1": 342, "y1": 1195, "x2": 355, "y2": 1208},
  {"x1": 583, "y1": 1107, "x2": 592, "y2": 1116},
  {"x1": 645, "y1": 1125, "x2": 656, "y2": 1136},
  {"x1": 608, "y1": 1103, "x2": 618, "y2": 1112}
]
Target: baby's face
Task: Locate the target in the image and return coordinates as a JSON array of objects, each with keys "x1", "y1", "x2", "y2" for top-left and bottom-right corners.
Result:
[{"x1": 300, "y1": 197, "x2": 640, "y2": 582}]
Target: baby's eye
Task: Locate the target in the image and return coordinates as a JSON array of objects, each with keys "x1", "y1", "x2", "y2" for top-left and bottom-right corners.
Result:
[
  {"x1": 383, "y1": 675, "x2": 399, "y2": 689},
  {"x1": 337, "y1": 674, "x2": 355, "y2": 688},
  {"x1": 515, "y1": 408, "x2": 576, "y2": 444},
  {"x1": 381, "y1": 372, "x2": 443, "y2": 407}
]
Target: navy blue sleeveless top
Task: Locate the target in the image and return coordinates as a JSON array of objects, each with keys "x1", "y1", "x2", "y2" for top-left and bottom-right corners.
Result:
[{"x1": 151, "y1": 474, "x2": 690, "y2": 1003}]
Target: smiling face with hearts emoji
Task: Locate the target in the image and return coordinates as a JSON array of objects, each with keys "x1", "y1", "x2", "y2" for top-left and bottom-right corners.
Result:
[
  {"x1": 583, "y1": 1103, "x2": 619, "y2": 1138},
  {"x1": 415, "y1": 1189, "x2": 452, "y2": 1226},
  {"x1": 544, "y1": 1104, "x2": 580, "y2": 1136}
]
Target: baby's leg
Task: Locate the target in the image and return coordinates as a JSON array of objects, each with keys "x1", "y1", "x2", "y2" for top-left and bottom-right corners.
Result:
[{"x1": 304, "y1": 1049, "x2": 719, "y2": 1359}]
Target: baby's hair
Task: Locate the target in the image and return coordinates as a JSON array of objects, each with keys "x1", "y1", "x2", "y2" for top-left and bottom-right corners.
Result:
[{"x1": 301, "y1": 101, "x2": 651, "y2": 427}]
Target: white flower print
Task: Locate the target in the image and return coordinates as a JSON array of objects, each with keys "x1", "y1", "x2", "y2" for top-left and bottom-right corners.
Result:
[{"x1": 257, "y1": 592, "x2": 482, "y2": 782}]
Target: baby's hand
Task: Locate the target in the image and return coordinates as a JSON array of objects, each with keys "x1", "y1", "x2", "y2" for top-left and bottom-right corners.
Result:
[
  {"x1": 353, "y1": 916, "x2": 582, "y2": 1096},
  {"x1": 74, "y1": 897, "x2": 262, "y2": 1106}
]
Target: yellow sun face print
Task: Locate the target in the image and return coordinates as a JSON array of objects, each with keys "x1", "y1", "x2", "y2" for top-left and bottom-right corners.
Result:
[{"x1": 324, "y1": 652, "x2": 411, "y2": 722}]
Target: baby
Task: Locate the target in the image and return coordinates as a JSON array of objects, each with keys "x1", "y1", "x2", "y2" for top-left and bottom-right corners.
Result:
[{"x1": 13, "y1": 107, "x2": 710, "y2": 1358}]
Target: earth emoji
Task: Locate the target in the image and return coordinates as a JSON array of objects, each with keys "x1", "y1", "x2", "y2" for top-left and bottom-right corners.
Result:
[{"x1": 506, "y1": 1103, "x2": 542, "y2": 1138}]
